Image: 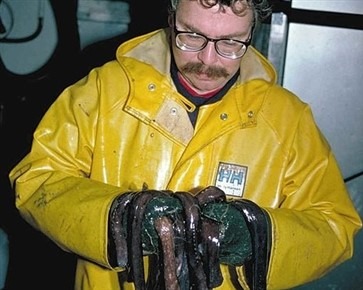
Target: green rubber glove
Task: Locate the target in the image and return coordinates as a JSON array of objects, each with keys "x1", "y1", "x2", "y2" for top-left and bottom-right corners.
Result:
[
  {"x1": 109, "y1": 191, "x2": 183, "y2": 268},
  {"x1": 201, "y1": 202, "x2": 252, "y2": 266},
  {"x1": 141, "y1": 194, "x2": 183, "y2": 254}
]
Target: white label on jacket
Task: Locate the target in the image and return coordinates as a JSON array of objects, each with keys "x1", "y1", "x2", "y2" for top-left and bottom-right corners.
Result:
[{"x1": 215, "y1": 162, "x2": 247, "y2": 197}]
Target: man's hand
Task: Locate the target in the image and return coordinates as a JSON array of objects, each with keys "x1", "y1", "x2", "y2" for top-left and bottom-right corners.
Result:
[
  {"x1": 109, "y1": 190, "x2": 182, "y2": 267},
  {"x1": 201, "y1": 201, "x2": 252, "y2": 266},
  {"x1": 141, "y1": 193, "x2": 183, "y2": 254}
]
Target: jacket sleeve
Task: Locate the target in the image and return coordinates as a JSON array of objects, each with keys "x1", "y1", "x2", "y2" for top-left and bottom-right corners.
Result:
[
  {"x1": 265, "y1": 105, "x2": 362, "y2": 289},
  {"x1": 8, "y1": 68, "x2": 124, "y2": 269}
]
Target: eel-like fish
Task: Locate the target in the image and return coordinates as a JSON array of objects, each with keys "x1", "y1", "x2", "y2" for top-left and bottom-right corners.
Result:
[
  {"x1": 196, "y1": 186, "x2": 226, "y2": 288},
  {"x1": 200, "y1": 217, "x2": 223, "y2": 288},
  {"x1": 196, "y1": 186, "x2": 226, "y2": 205},
  {"x1": 127, "y1": 190, "x2": 169, "y2": 289},
  {"x1": 173, "y1": 191, "x2": 209, "y2": 290},
  {"x1": 110, "y1": 191, "x2": 136, "y2": 267},
  {"x1": 115, "y1": 187, "x2": 231, "y2": 290},
  {"x1": 230, "y1": 199, "x2": 269, "y2": 290},
  {"x1": 155, "y1": 216, "x2": 181, "y2": 290},
  {"x1": 172, "y1": 214, "x2": 190, "y2": 290}
]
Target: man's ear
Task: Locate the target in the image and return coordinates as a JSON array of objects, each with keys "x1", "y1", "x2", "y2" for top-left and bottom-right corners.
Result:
[{"x1": 168, "y1": 13, "x2": 174, "y2": 27}]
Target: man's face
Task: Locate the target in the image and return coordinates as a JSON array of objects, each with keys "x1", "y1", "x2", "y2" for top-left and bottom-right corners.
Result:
[{"x1": 171, "y1": 0, "x2": 254, "y2": 94}]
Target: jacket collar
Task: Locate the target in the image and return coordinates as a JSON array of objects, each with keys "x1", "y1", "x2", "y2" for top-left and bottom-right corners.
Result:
[
  {"x1": 117, "y1": 29, "x2": 275, "y2": 144},
  {"x1": 116, "y1": 28, "x2": 277, "y2": 86}
]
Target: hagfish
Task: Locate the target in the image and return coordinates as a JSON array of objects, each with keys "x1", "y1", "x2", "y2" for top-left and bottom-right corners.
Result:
[
  {"x1": 196, "y1": 186, "x2": 225, "y2": 288},
  {"x1": 172, "y1": 215, "x2": 190, "y2": 290},
  {"x1": 110, "y1": 191, "x2": 135, "y2": 267},
  {"x1": 195, "y1": 186, "x2": 226, "y2": 206},
  {"x1": 200, "y1": 217, "x2": 223, "y2": 288},
  {"x1": 230, "y1": 199, "x2": 269, "y2": 290},
  {"x1": 155, "y1": 216, "x2": 181, "y2": 290},
  {"x1": 127, "y1": 190, "x2": 169, "y2": 289},
  {"x1": 115, "y1": 187, "x2": 227, "y2": 290},
  {"x1": 173, "y1": 191, "x2": 209, "y2": 290}
]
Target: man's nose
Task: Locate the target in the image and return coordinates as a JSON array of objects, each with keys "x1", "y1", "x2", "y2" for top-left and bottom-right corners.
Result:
[{"x1": 197, "y1": 41, "x2": 219, "y2": 65}]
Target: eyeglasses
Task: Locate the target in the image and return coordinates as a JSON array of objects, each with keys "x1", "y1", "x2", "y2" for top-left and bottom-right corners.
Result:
[{"x1": 172, "y1": 15, "x2": 253, "y2": 60}]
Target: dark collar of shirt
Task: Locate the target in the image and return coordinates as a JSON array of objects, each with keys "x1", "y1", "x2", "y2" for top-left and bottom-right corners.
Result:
[{"x1": 170, "y1": 54, "x2": 239, "y2": 126}]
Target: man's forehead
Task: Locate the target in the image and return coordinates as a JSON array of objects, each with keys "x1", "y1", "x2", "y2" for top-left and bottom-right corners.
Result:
[{"x1": 176, "y1": 0, "x2": 254, "y2": 33}]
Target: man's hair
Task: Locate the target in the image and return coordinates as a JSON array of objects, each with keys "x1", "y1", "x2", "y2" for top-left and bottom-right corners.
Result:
[{"x1": 169, "y1": 0, "x2": 272, "y2": 24}]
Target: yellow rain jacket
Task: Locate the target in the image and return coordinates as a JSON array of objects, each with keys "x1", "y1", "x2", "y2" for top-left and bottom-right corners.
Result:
[{"x1": 9, "y1": 29, "x2": 362, "y2": 290}]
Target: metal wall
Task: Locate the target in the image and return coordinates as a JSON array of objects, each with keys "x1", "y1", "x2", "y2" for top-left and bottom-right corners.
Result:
[{"x1": 267, "y1": 1, "x2": 363, "y2": 288}]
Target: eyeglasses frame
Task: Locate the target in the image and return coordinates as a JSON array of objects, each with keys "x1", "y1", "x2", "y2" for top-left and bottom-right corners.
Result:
[{"x1": 171, "y1": 13, "x2": 254, "y2": 59}]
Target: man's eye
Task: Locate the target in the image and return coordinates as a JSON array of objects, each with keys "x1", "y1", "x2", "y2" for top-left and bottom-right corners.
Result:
[
  {"x1": 186, "y1": 34, "x2": 203, "y2": 41},
  {"x1": 220, "y1": 40, "x2": 240, "y2": 47}
]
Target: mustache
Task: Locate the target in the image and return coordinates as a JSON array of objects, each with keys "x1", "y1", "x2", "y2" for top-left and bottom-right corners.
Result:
[{"x1": 181, "y1": 62, "x2": 229, "y2": 78}]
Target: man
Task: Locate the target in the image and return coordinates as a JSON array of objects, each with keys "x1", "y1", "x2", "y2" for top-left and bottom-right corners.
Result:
[{"x1": 9, "y1": 0, "x2": 362, "y2": 289}]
